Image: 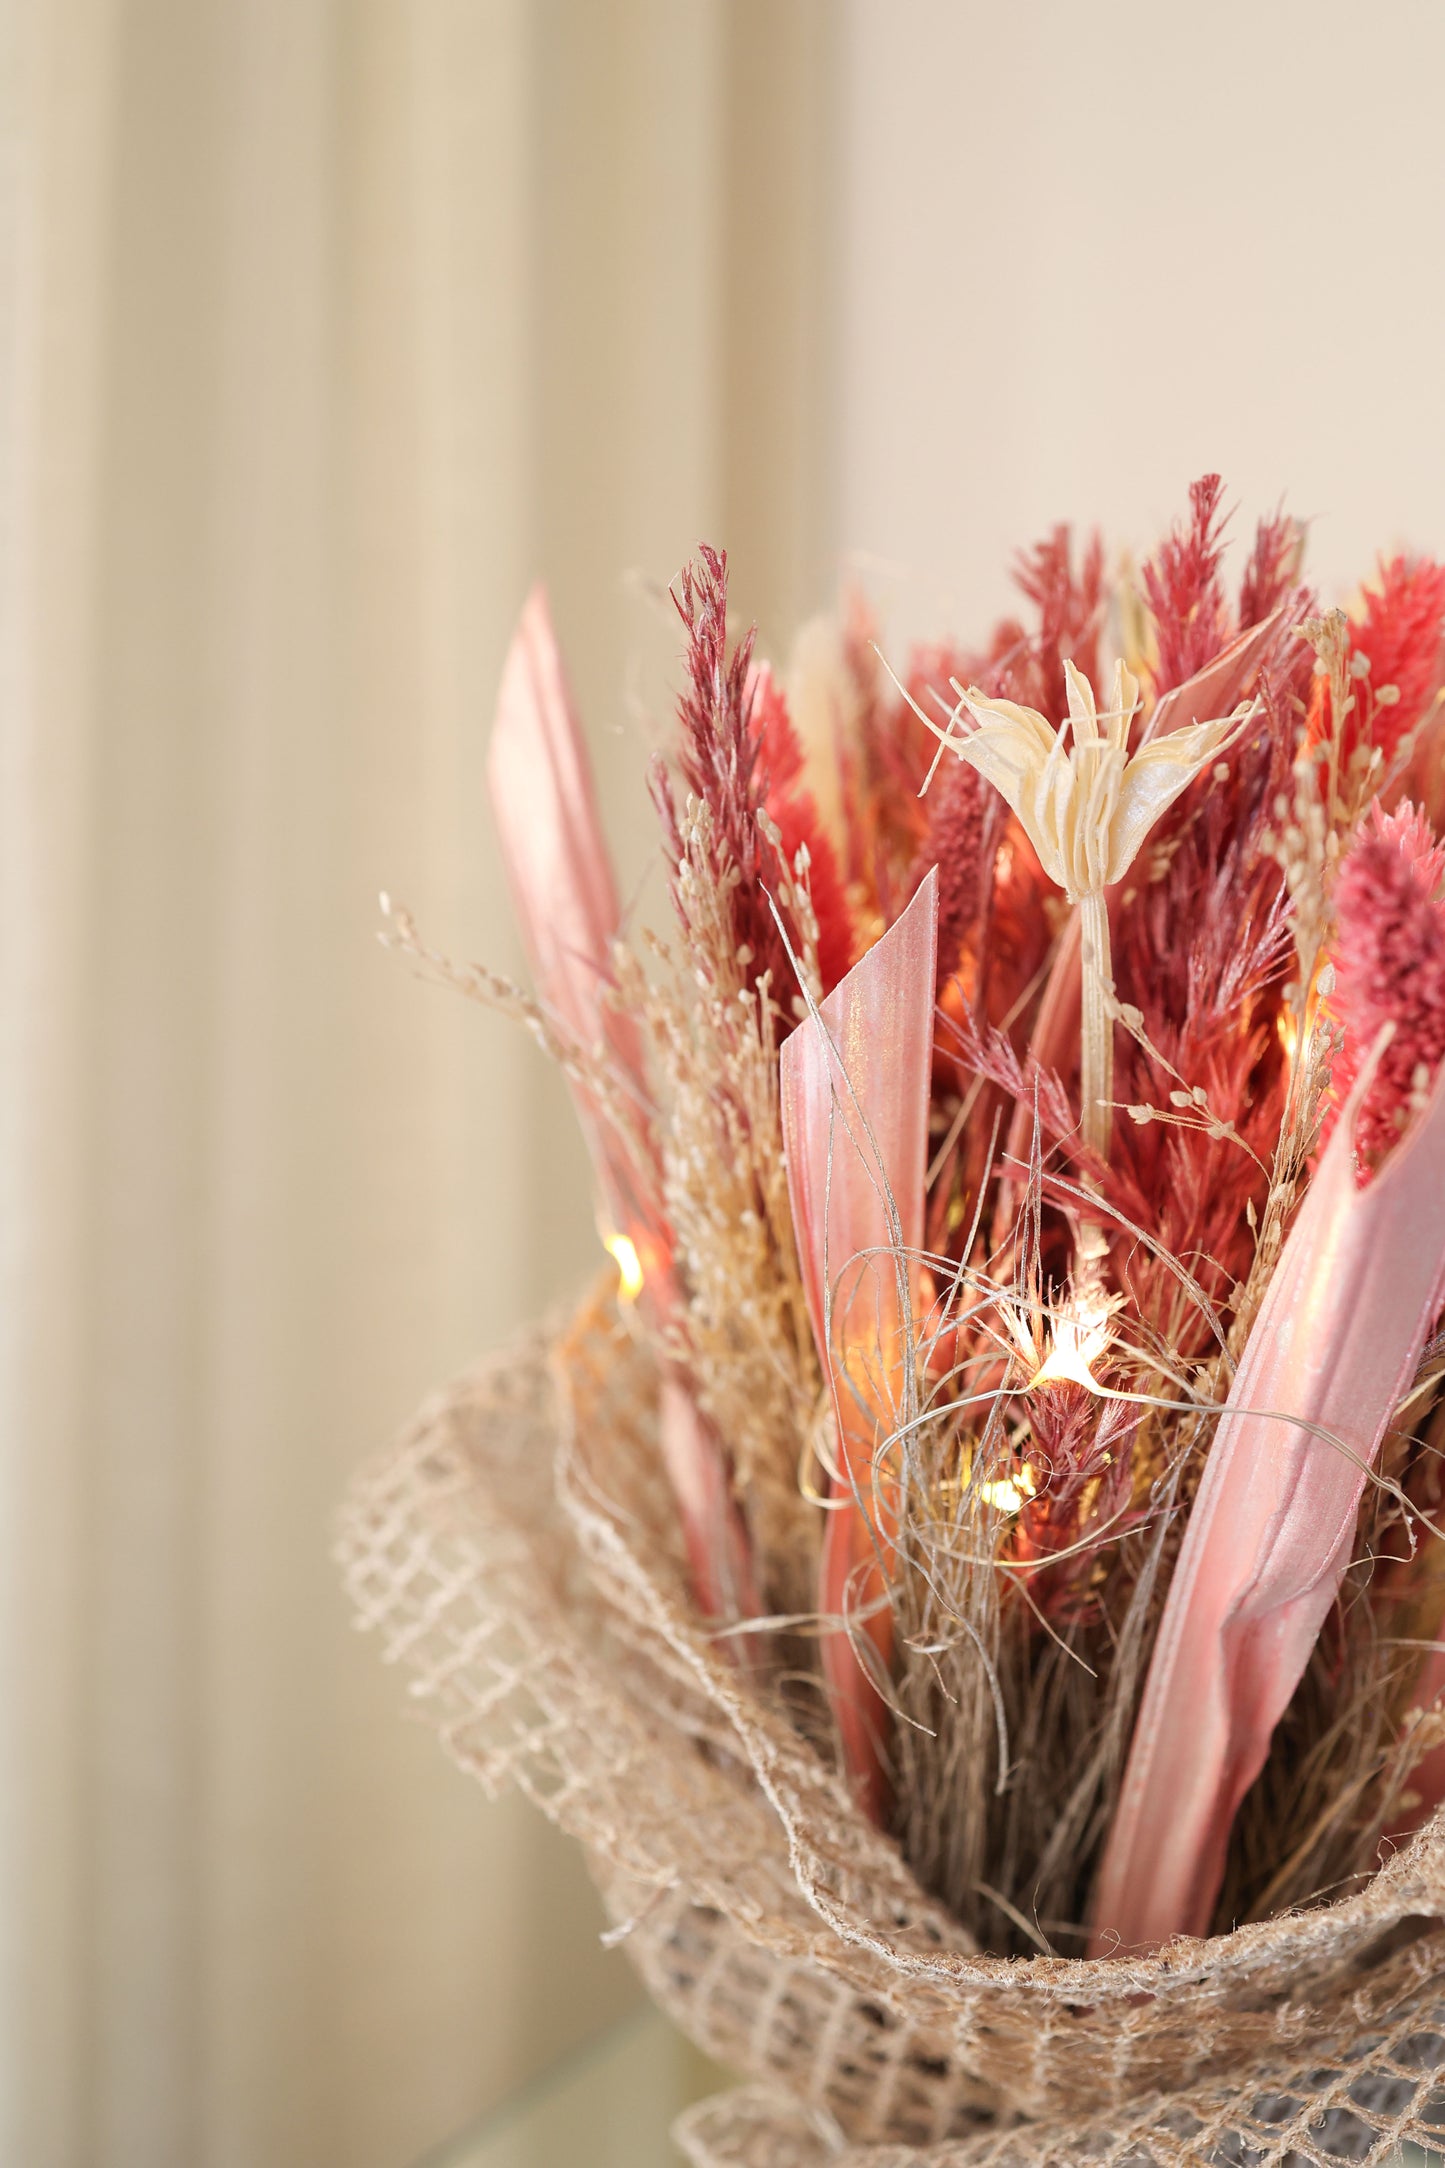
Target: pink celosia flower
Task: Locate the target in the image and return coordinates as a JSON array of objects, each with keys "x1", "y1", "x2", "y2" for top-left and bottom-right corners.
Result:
[
  {"x1": 1305, "y1": 556, "x2": 1445, "y2": 778},
  {"x1": 1323, "y1": 801, "x2": 1445, "y2": 1179},
  {"x1": 1352, "y1": 556, "x2": 1445, "y2": 760}
]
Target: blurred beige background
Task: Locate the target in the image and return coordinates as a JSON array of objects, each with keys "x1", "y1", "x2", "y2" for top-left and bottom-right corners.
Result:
[{"x1": 2, "y1": 3, "x2": 1442, "y2": 2165}]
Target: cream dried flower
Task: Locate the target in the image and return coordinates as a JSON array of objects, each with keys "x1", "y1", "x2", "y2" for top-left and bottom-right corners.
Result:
[
  {"x1": 932, "y1": 659, "x2": 1252, "y2": 1160},
  {"x1": 947, "y1": 660, "x2": 1244, "y2": 902}
]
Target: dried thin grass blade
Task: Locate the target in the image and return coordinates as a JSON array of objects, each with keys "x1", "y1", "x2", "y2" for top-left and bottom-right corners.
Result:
[
  {"x1": 780, "y1": 870, "x2": 939, "y2": 1822},
  {"x1": 1090, "y1": 1057, "x2": 1445, "y2": 1952},
  {"x1": 488, "y1": 587, "x2": 758, "y2": 1633}
]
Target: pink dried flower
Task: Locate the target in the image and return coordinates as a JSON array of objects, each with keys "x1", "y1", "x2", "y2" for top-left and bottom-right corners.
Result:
[
  {"x1": 1323, "y1": 800, "x2": 1445, "y2": 1178},
  {"x1": 1305, "y1": 556, "x2": 1445, "y2": 781}
]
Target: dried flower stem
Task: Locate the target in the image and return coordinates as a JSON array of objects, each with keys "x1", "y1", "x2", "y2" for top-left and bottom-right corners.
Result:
[{"x1": 1079, "y1": 889, "x2": 1113, "y2": 1163}]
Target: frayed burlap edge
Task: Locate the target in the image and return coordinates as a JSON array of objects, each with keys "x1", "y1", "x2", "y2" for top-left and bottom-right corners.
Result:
[{"x1": 336, "y1": 1301, "x2": 1445, "y2": 2164}]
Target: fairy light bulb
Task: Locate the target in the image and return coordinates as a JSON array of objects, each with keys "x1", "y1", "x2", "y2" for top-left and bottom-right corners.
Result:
[
  {"x1": 979, "y1": 1464, "x2": 1039, "y2": 1515},
  {"x1": 1028, "y1": 1306, "x2": 1112, "y2": 1393},
  {"x1": 602, "y1": 1229, "x2": 645, "y2": 1303}
]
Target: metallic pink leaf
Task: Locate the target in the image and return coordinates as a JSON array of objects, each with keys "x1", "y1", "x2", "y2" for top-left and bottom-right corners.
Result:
[
  {"x1": 1090, "y1": 1060, "x2": 1445, "y2": 1952},
  {"x1": 488, "y1": 587, "x2": 759, "y2": 1636},
  {"x1": 658, "y1": 1380, "x2": 764, "y2": 1646},
  {"x1": 487, "y1": 584, "x2": 662, "y2": 1264},
  {"x1": 780, "y1": 871, "x2": 938, "y2": 1822}
]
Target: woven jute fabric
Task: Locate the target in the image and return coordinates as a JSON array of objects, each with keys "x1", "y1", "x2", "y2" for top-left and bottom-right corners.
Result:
[{"x1": 336, "y1": 1297, "x2": 1445, "y2": 2165}]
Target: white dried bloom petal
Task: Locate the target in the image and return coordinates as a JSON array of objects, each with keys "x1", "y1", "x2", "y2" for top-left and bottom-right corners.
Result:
[{"x1": 943, "y1": 658, "x2": 1246, "y2": 903}]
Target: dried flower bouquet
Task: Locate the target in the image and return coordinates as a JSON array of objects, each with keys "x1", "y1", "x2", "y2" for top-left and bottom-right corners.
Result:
[{"x1": 343, "y1": 480, "x2": 1445, "y2": 2165}]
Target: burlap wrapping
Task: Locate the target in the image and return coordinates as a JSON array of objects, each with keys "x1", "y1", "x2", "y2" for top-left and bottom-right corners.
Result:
[{"x1": 336, "y1": 1297, "x2": 1445, "y2": 2165}]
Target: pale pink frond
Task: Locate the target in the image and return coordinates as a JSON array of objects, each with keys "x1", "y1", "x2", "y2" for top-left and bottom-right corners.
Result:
[
  {"x1": 489, "y1": 586, "x2": 625, "y2": 1032},
  {"x1": 488, "y1": 587, "x2": 759, "y2": 1637},
  {"x1": 657, "y1": 1380, "x2": 765, "y2": 1660},
  {"x1": 1089, "y1": 1057, "x2": 1445, "y2": 1952},
  {"x1": 487, "y1": 585, "x2": 662, "y2": 1260},
  {"x1": 780, "y1": 870, "x2": 939, "y2": 1821}
]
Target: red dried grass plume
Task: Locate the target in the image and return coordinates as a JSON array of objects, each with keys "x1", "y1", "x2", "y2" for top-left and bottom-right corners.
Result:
[
  {"x1": 1009, "y1": 524, "x2": 1106, "y2": 722},
  {"x1": 1237, "y1": 507, "x2": 1302, "y2": 630},
  {"x1": 924, "y1": 760, "x2": 998, "y2": 997},
  {"x1": 748, "y1": 665, "x2": 854, "y2": 992},
  {"x1": 1141, "y1": 474, "x2": 1231, "y2": 694},
  {"x1": 1011, "y1": 1386, "x2": 1142, "y2": 1627},
  {"x1": 1324, "y1": 799, "x2": 1445, "y2": 1178},
  {"x1": 653, "y1": 544, "x2": 853, "y2": 1004}
]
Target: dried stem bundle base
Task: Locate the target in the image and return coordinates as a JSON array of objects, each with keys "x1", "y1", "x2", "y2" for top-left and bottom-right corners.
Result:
[{"x1": 337, "y1": 1301, "x2": 1445, "y2": 2167}]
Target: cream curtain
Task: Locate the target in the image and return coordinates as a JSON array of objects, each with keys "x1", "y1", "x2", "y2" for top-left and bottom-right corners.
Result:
[{"x1": 0, "y1": 4, "x2": 835, "y2": 2164}]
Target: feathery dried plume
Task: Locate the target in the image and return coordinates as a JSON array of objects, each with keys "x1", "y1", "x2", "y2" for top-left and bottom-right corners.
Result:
[
  {"x1": 1012, "y1": 1384, "x2": 1143, "y2": 1626},
  {"x1": 747, "y1": 662, "x2": 854, "y2": 991},
  {"x1": 1238, "y1": 505, "x2": 1304, "y2": 630},
  {"x1": 624, "y1": 805, "x2": 821, "y2": 1620},
  {"x1": 1011, "y1": 522, "x2": 1107, "y2": 721},
  {"x1": 923, "y1": 757, "x2": 1002, "y2": 998},
  {"x1": 653, "y1": 545, "x2": 835, "y2": 1019},
  {"x1": 1142, "y1": 473, "x2": 1231, "y2": 694}
]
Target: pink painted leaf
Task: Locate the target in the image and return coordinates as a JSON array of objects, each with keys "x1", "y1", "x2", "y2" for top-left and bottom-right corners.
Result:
[
  {"x1": 658, "y1": 1380, "x2": 765, "y2": 1648},
  {"x1": 488, "y1": 586, "x2": 759, "y2": 1636},
  {"x1": 780, "y1": 871, "x2": 939, "y2": 1823},
  {"x1": 487, "y1": 584, "x2": 663, "y2": 1269},
  {"x1": 1089, "y1": 1057, "x2": 1445, "y2": 1952}
]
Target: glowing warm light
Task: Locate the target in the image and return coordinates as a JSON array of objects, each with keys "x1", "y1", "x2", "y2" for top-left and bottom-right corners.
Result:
[
  {"x1": 1028, "y1": 1305, "x2": 1111, "y2": 1393},
  {"x1": 603, "y1": 1230, "x2": 645, "y2": 1303},
  {"x1": 980, "y1": 1464, "x2": 1038, "y2": 1515},
  {"x1": 1277, "y1": 1010, "x2": 1299, "y2": 1064}
]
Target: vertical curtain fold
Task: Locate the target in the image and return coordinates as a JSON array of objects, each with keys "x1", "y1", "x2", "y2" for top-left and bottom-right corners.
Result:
[{"x1": 0, "y1": 3, "x2": 837, "y2": 2163}]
